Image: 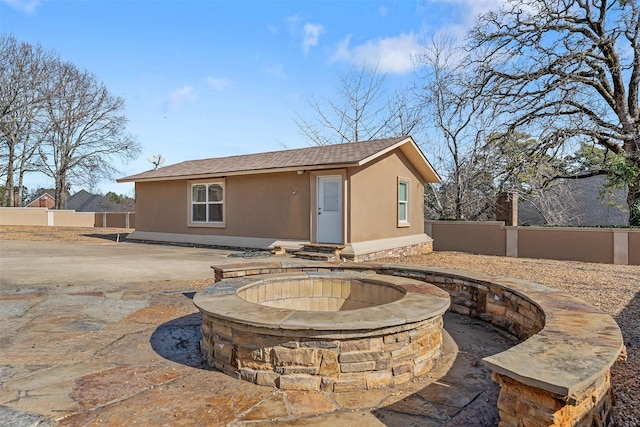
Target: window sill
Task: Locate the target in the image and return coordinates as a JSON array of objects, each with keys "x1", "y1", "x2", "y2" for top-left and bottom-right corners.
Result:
[
  {"x1": 188, "y1": 222, "x2": 226, "y2": 229},
  {"x1": 397, "y1": 222, "x2": 411, "y2": 228}
]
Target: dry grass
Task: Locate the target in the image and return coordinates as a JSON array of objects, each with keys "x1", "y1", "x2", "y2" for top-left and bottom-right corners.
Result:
[{"x1": 0, "y1": 225, "x2": 132, "y2": 243}]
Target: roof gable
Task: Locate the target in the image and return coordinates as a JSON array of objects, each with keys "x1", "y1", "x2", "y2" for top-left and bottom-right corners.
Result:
[
  {"x1": 25, "y1": 192, "x2": 55, "y2": 207},
  {"x1": 118, "y1": 136, "x2": 440, "y2": 183},
  {"x1": 67, "y1": 190, "x2": 102, "y2": 212}
]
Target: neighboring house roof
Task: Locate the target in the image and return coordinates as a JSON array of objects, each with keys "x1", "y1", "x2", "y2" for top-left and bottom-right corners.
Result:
[
  {"x1": 66, "y1": 190, "x2": 104, "y2": 212},
  {"x1": 25, "y1": 192, "x2": 55, "y2": 208},
  {"x1": 66, "y1": 189, "x2": 134, "y2": 212},
  {"x1": 519, "y1": 175, "x2": 629, "y2": 226},
  {"x1": 118, "y1": 136, "x2": 440, "y2": 184}
]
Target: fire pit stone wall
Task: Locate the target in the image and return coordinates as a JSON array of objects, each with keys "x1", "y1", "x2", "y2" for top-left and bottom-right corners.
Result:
[{"x1": 194, "y1": 271, "x2": 451, "y2": 392}]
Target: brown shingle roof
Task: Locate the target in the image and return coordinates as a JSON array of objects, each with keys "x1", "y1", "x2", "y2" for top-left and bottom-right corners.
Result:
[{"x1": 118, "y1": 136, "x2": 440, "y2": 183}]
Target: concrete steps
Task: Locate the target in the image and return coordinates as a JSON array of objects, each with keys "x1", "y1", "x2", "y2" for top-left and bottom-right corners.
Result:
[{"x1": 294, "y1": 243, "x2": 345, "y2": 261}]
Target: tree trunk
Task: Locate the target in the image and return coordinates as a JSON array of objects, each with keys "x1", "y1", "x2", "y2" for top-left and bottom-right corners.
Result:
[
  {"x1": 455, "y1": 172, "x2": 464, "y2": 220},
  {"x1": 3, "y1": 145, "x2": 15, "y2": 207},
  {"x1": 54, "y1": 175, "x2": 66, "y2": 210},
  {"x1": 624, "y1": 138, "x2": 640, "y2": 226},
  {"x1": 17, "y1": 177, "x2": 24, "y2": 207},
  {"x1": 4, "y1": 176, "x2": 14, "y2": 207},
  {"x1": 628, "y1": 179, "x2": 640, "y2": 227}
]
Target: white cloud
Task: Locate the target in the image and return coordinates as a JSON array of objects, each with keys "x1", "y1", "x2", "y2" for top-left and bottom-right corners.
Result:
[
  {"x1": 287, "y1": 14, "x2": 325, "y2": 54},
  {"x1": 168, "y1": 85, "x2": 195, "y2": 110},
  {"x1": 428, "y1": 0, "x2": 507, "y2": 38},
  {"x1": 430, "y1": 0, "x2": 505, "y2": 18},
  {"x1": 331, "y1": 33, "x2": 420, "y2": 75},
  {"x1": 302, "y1": 23, "x2": 325, "y2": 54},
  {"x1": 206, "y1": 77, "x2": 230, "y2": 91},
  {"x1": 1, "y1": 0, "x2": 40, "y2": 13},
  {"x1": 332, "y1": 35, "x2": 352, "y2": 63},
  {"x1": 378, "y1": 5, "x2": 388, "y2": 17}
]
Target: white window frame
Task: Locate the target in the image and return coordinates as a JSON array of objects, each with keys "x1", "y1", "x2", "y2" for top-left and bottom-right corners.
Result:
[
  {"x1": 188, "y1": 180, "x2": 225, "y2": 228},
  {"x1": 398, "y1": 177, "x2": 410, "y2": 227}
]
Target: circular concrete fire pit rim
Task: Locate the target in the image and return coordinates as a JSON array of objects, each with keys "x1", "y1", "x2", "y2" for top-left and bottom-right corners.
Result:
[
  {"x1": 236, "y1": 276, "x2": 407, "y2": 309},
  {"x1": 194, "y1": 271, "x2": 450, "y2": 331}
]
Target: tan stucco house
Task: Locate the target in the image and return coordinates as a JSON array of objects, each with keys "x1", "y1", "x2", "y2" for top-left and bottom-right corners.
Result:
[{"x1": 117, "y1": 136, "x2": 440, "y2": 261}]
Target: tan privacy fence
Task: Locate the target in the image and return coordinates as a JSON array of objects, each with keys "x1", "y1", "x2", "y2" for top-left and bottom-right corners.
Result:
[
  {"x1": 0, "y1": 208, "x2": 134, "y2": 229},
  {"x1": 425, "y1": 220, "x2": 639, "y2": 265},
  {"x1": 94, "y1": 212, "x2": 135, "y2": 228},
  {"x1": 0, "y1": 207, "x2": 95, "y2": 227}
]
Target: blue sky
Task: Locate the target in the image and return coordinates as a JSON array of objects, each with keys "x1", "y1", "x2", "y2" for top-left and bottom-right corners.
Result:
[{"x1": 1, "y1": 0, "x2": 501, "y2": 196}]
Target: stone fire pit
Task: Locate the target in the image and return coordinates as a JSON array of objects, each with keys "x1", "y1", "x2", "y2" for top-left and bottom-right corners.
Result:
[{"x1": 193, "y1": 271, "x2": 450, "y2": 392}]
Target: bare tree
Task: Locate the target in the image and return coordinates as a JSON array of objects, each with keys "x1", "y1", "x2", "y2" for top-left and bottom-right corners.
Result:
[
  {"x1": 469, "y1": 0, "x2": 640, "y2": 225},
  {"x1": 0, "y1": 35, "x2": 52, "y2": 206},
  {"x1": 382, "y1": 89, "x2": 425, "y2": 140},
  {"x1": 39, "y1": 60, "x2": 141, "y2": 209},
  {"x1": 416, "y1": 35, "x2": 498, "y2": 220},
  {"x1": 295, "y1": 64, "x2": 420, "y2": 145},
  {"x1": 481, "y1": 131, "x2": 588, "y2": 224},
  {"x1": 524, "y1": 181, "x2": 582, "y2": 226},
  {"x1": 100, "y1": 191, "x2": 135, "y2": 212}
]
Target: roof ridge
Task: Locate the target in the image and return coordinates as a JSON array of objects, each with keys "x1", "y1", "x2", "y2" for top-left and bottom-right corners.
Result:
[
  {"x1": 170, "y1": 136, "x2": 407, "y2": 166},
  {"x1": 116, "y1": 136, "x2": 439, "y2": 183}
]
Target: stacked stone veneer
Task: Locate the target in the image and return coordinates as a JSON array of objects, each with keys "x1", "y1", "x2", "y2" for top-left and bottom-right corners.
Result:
[
  {"x1": 209, "y1": 262, "x2": 626, "y2": 427},
  {"x1": 195, "y1": 272, "x2": 450, "y2": 393},
  {"x1": 493, "y1": 371, "x2": 614, "y2": 427},
  {"x1": 237, "y1": 277, "x2": 404, "y2": 311},
  {"x1": 347, "y1": 241, "x2": 433, "y2": 262},
  {"x1": 390, "y1": 269, "x2": 544, "y2": 340},
  {"x1": 200, "y1": 313, "x2": 443, "y2": 392},
  {"x1": 385, "y1": 268, "x2": 619, "y2": 426}
]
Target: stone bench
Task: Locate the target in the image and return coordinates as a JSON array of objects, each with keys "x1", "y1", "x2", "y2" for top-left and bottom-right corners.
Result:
[{"x1": 210, "y1": 261, "x2": 626, "y2": 427}]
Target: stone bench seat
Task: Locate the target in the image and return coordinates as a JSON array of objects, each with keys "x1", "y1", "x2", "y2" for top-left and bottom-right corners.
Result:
[
  {"x1": 369, "y1": 266, "x2": 625, "y2": 400},
  {"x1": 210, "y1": 261, "x2": 626, "y2": 426},
  {"x1": 481, "y1": 278, "x2": 624, "y2": 400}
]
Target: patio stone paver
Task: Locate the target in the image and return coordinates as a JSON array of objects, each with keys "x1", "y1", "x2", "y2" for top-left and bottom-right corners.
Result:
[
  {"x1": 286, "y1": 391, "x2": 338, "y2": 416},
  {"x1": 70, "y1": 365, "x2": 185, "y2": 408},
  {"x1": 236, "y1": 395, "x2": 289, "y2": 421},
  {"x1": 329, "y1": 387, "x2": 391, "y2": 410},
  {"x1": 58, "y1": 370, "x2": 274, "y2": 426},
  {"x1": 237, "y1": 411, "x2": 384, "y2": 427},
  {"x1": 0, "y1": 405, "x2": 53, "y2": 427},
  {"x1": 375, "y1": 394, "x2": 450, "y2": 423},
  {"x1": 0, "y1": 240, "x2": 515, "y2": 426}
]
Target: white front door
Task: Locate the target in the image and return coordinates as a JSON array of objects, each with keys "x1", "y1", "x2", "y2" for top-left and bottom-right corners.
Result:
[{"x1": 317, "y1": 175, "x2": 343, "y2": 244}]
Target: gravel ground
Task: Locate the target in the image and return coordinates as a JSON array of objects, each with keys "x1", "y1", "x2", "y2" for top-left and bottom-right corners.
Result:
[{"x1": 2, "y1": 225, "x2": 638, "y2": 425}]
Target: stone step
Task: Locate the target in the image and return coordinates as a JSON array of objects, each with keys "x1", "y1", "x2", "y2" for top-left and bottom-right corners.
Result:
[
  {"x1": 294, "y1": 251, "x2": 339, "y2": 261},
  {"x1": 299, "y1": 248, "x2": 341, "y2": 257},
  {"x1": 299, "y1": 244, "x2": 345, "y2": 255},
  {"x1": 302, "y1": 243, "x2": 346, "y2": 250}
]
